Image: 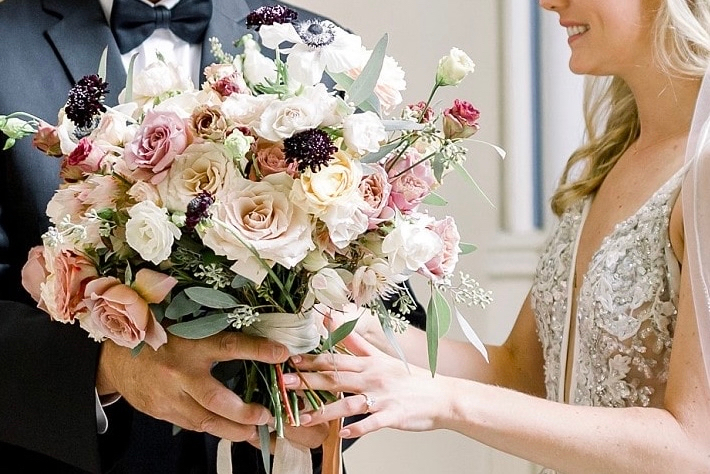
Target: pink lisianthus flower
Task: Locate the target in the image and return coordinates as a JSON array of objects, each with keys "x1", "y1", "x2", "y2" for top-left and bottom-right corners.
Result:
[
  {"x1": 419, "y1": 216, "x2": 461, "y2": 282},
  {"x1": 32, "y1": 120, "x2": 63, "y2": 157},
  {"x1": 124, "y1": 110, "x2": 191, "y2": 184},
  {"x1": 81, "y1": 268, "x2": 176, "y2": 350},
  {"x1": 21, "y1": 246, "x2": 98, "y2": 323},
  {"x1": 443, "y1": 99, "x2": 480, "y2": 140},
  {"x1": 61, "y1": 137, "x2": 107, "y2": 180},
  {"x1": 387, "y1": 148, "x2": 436, "y2": 213}
]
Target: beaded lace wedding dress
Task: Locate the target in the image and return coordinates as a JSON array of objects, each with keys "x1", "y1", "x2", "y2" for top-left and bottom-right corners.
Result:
[{"x1": 530, "y1": 164, "x2": 686, "y2": 472}]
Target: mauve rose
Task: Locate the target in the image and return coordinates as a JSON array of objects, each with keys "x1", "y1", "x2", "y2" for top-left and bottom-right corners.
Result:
[
  {"x1": 81, "y1": 269, "x2": 175, "y2": 350},
  {"x1": 252, "y1": 140, "x2": 298, "y2": 179},
  {"x1": 419, "y1": 216, "x2": 461, "y2": 282},
  {"x1": 443, "y1": 99, "x2": 480, "y2": 139},
  {"x1": 34, "y1": 248, "x2": 98, "y2": 323},
  {"x1": 359, "y1": 164, "x2": 394, "y2": 229},
  {"x1": 32, "y1": 120, "x2": 62, "y2": 157},
  {"x1": 387, "y1": 148, "x2": 436, "y2": 213},
  {"x1": 191, "y1": 104, "x2": 230, "y2": 141},
  {"x1": 21, "y1": 246, "x2": 49, "y2": 303},
  {"x1": 124, "y1": 110, "x2": 191, "y2": 184}
]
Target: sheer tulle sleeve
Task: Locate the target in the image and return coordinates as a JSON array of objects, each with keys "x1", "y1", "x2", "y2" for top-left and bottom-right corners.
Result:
[{"x1": 682, "y1": 70, "x2": 710, "y2": 389}]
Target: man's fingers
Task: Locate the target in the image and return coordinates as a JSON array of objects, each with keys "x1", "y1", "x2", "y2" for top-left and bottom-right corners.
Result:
[
  {"x1": 207, "y1": 331, "x2": 289, "y2": 363},
  {"x1": 186, "y1": 377, "x2": 273, "y2": 426}
]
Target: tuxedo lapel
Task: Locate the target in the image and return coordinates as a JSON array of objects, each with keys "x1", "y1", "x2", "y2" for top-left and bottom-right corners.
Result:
[{"x1": 41, "y1": 0, "x2": 126, "y2": 105}]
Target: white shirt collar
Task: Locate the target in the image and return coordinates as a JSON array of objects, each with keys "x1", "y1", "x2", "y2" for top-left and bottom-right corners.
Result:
[{"x1": 99, "y1": 0, "x2": 181, "y2": 24}]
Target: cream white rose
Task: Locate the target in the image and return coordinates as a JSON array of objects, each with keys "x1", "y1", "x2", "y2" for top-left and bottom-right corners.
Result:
[
  {"x1": 436, "y1": 47, "x2": 475, "y2": 86},
  {"x1": 342, "y1": 111, "x2": 387, "y2": 155},
  {"x1": 158, "y1": 142, "x2": 239, "y2": 213},
  {"x1": 125, "y1": 201, "x2": 181, "y2": 264},
  {"x1": 291, "y1": 151, "x2": 363, "y2": 216},
  {"x1": 221, "y1": 93, "x2": 277, "y2": 129}
]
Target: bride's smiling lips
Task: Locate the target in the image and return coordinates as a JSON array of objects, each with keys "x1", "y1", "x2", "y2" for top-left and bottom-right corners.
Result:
[{"x1": 563, "y1": 22, "x2": 590, "y2": 44}]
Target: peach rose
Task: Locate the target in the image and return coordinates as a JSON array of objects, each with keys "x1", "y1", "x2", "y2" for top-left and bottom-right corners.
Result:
[
  {"x1": 21, "y1": 246, "x2": 49, "y2": 303},
  {"x1": 81, "y1": 268, "x2": 175, "y2": 349},
  {"x1": 32, "y1": 248, "x2": 98, "y2": 323}
]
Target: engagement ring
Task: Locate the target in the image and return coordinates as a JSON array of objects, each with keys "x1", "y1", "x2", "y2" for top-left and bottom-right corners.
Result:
[{"x1": 362, "y1": 393, "x2": 376, "y2": 413}]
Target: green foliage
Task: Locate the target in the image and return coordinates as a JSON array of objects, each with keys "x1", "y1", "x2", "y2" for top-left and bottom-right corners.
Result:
[{"x1": 167, "y1": 312, "x2": 232, "y2": 339}]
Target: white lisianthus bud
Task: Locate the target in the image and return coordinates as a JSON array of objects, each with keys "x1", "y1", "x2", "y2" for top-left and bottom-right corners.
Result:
[
  {"x1": 309, "y1": 267, "x2": 351, "y2": 310},
  {"x1": 436, "y1": 48, "x2": 475, "y2": 86},
  {"x1": 224, "y1": 129, "x2": 254, "y2": 160},
  {"x1": 243, "y1": 311, "x2": 321, "y2": 355}
]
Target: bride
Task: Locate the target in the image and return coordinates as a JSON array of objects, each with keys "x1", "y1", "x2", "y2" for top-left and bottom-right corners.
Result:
[{"x1": 283, "y1": 0, "x2": 710, "y2": 471}]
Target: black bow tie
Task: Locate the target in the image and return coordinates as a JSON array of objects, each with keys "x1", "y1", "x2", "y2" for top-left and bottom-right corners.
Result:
[{"x1": 110, "y1": 0, "x2": 213, "y2": 54}]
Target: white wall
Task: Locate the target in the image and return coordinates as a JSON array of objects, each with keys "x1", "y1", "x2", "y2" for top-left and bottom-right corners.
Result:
[{"x1": 286, "y1": 1, "x2": 584, "y2": 472}]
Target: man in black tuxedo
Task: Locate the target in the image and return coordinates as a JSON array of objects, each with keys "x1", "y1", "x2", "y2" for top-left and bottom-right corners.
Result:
[{"x1": 0, "y1": 1, "x2": 336, "y2": 472}]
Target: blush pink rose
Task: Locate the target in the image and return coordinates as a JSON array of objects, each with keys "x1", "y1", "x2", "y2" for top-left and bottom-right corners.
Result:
[
  {"x1": 387, "y1": 148, "x2": 436, "y2": 213},
  {"x1": 82, "y1": 268, "x2": 175, "y2": 350},
  {"x1": 32, "y1": 120, "x2": 63, "y2": 157},
  {"x1": 124, "y1": 110, "x2": 191, "y2": 184},
  {"x1": 419, "y1": 216, "x2": 461, "y2": 282},
  {"x1": 443, "y1": 99, "x2": 480, "y2": 139},
  {"x1": 404, "y1": 101, "x2": 434, "y2": 123},
  {"x1": 21, "y1": 246, "x2": 49, "y2": 303},
  {"x1": 359, "y1": 164, "x2": 394, "y2": 229}
]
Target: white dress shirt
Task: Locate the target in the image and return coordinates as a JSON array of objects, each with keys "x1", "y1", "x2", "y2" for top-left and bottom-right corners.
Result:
[{"x1": 99, "y1": 0, "x2": 202, "y2": 84}]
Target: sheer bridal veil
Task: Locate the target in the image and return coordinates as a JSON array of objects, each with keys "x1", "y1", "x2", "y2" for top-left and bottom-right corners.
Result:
[{"x1": 682, "y1": 69, "x2": 710, "y2": 391}]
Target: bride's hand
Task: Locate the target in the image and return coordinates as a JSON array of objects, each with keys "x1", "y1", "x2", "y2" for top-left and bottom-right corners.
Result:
[{"x1": 283, "y1": 331, "x2": 453, "y2": 438}]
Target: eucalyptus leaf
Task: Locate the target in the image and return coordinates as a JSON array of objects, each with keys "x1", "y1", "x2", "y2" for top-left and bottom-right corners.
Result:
[
  {"x1": 382, "y1": 322, "x2": 410, "y2": 374},
  {"x1": 97, "y1": 47, "x2": 108, "y2": 81},
  {"x1": 149, "y1": 303, "x2": 166, "y2": 323},
  {"x1": 426, "y1": 288, "x2": 451, "y2": 376},
  {"x1": 184, "y1": 286, "x2": 240, "y2": 309},
  {"x1": 455, "y1": 307, "x2": 489, "y2": 362},
  {"x1": 361, "y1": 140, "x2": 402, "y2": 164},
  {"x1": 459, "y1": 242, "x2": 478, "y2": 255},
  {"x1": 124, "y1": 53, "x2": 139, "y2": 104},
  {"x1": 432, "y1": 152, "x2": 445, "y2": 182},
  {"x1": 167, "y1": 312, "x2": 232, "y2": 339},
  {"x1": 165, "y1": 290, "x2": 202, "y2": 320},
  {"x1": 231, "y1": 274, "x2": 252, "y2": 289},
  {"x1": 422, "y1": 192, "x2": 447, "y2": 206},
  {"x1": 452, "y1": 161, "x2": 495, "y2": 208},
  {"x1": 382, "y1": 120, "x2": 426, "y2": 132},
  {"x1": 258, "y1": 425, "x2": 271, "y2": 474},
  {"x1": 320, "y1": 318, "x2": 359, "y2": 352},
  {"x1": 347, "y1": 34, "x2": 387, "y2": 107}
]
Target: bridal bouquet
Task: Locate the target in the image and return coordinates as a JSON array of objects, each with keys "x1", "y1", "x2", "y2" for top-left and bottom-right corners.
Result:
[{"x1": 1, "y1": 3, "x2": 497, "y2": 462}]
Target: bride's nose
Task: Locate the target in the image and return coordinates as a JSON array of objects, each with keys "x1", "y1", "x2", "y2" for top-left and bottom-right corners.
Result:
[{"x1": 539, "y1": 0, "x2": 566, "y2": 11}]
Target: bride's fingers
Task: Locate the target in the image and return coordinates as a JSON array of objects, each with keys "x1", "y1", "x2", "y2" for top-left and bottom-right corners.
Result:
[
  {"x1": 290, "y1": 352, "x2": 366, "y2": 373},
  {"x1": 300, "y1": 394, "x2": 373, "y2": 425},
  {"x1": 341, "y1": 330, "x2": 386, "y2": 357},
  {"x1": 283, "y1": 369, "x2": 365, "y2": 394}
]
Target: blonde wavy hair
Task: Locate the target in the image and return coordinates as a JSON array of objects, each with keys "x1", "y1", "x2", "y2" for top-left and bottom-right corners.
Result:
[{"x1": 550, "y1": 0, "x2": 710, "y2": 216}]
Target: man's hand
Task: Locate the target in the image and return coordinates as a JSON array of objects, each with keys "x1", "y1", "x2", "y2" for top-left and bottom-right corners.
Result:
[{"x1": 97, "y1": 331, "x2": 291, "y2": 444}]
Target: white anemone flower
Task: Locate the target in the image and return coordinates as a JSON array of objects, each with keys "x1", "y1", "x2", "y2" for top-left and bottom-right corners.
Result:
[{"x1": 259, "y1": 20, "x2": 363, "y2": 86}]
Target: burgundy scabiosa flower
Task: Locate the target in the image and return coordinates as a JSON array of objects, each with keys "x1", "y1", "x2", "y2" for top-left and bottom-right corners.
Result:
[
  {"x1": 64, "y1": 74, "x2": 109, "y2": 130},
  {"x1": 246, "y1": 5, "x2": 298, "y2": 30},
  {"x1": 185, "y1": 191, "x2": 215, "y2": 231},
  {"x1": 284, "y1": 128, "x2": 337, "y2": 173}
]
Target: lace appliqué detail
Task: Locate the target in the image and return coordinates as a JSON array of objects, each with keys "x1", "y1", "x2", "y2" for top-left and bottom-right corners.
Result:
[{"x1": 531, "y1": 171, "x2": 682, "y2": 408}]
